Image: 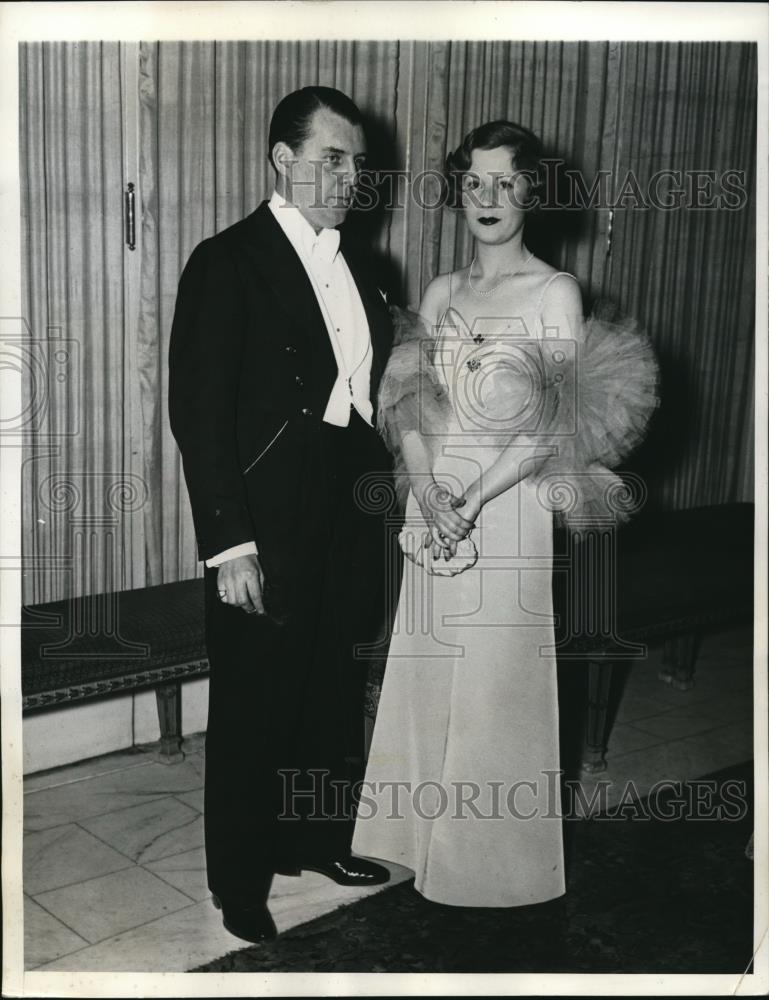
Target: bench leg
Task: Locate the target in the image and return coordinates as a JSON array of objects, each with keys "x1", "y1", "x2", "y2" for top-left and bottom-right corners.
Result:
[
  {"x1": 658, "y1": 633, "x2": 699, "y2": 691},
  {"x1": 155, "y1": 682, "x2": 183, "y2": 760},
  {"x1": 583, "y1": 660, "x2": 613, "y2": 773}
]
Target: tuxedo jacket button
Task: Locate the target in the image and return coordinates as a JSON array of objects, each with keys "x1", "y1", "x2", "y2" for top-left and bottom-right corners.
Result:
[
  {"x1": 301, "y1": 407, "x2": 313, "y2": 416},
  {"x1": 295, "y1": 376, "x2": 304, "y2": 387},
  {"x1": 285, "y1": 345, "x2": 297, "y2": 354}
]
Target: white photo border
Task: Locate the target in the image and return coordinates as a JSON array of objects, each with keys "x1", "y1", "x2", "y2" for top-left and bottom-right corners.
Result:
[{"x1": 1, "y1": 2, "x2": 767, "y2": 997}]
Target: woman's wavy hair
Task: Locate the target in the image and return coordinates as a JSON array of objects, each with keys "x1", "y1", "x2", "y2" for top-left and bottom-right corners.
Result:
[{"x1": 445, "y1": 120, "x2": 545, "y2": 211}]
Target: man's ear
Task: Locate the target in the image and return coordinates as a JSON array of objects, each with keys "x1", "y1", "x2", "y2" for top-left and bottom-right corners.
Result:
[{"x1": 272, "y1": 141, "x2": 296, "y2": 179}]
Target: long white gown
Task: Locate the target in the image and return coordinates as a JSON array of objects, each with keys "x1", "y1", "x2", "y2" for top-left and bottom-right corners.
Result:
[{"x1": 352, "y1": 278, "x2": 568, "y2": 908}]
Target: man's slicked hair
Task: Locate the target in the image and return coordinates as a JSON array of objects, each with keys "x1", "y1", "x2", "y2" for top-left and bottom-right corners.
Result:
[{"x1": 268, "y1": 86, "x2": 364, "y2": 167}]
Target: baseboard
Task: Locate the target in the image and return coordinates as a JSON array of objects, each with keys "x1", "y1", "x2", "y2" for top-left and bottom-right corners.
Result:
[{"x1": 22, "y1": 677, "x2": 210, "y2": 774}]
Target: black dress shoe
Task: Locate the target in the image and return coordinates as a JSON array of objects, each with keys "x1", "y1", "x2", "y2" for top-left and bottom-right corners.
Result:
[
  {"x1": 298, "y1": 856, "x2": 390, "y2": 886},
  {"x1": 212, "y1": 894, "x2": 277, "y2": 943}
]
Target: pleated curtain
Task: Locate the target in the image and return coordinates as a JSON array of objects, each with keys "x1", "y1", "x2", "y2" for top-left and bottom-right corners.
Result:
[
  {"x1": 20, "y1": 40, "x2": 757, "y2": 601},
  {"x1": 605, "y1": 43, "x2": 756, "y2": 511},
  {"x1": 19, "y1": 42, "x2": 145, "y2": 604}
]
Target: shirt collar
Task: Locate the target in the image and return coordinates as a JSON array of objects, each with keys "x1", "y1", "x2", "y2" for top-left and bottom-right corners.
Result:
[{"x1": 268, "y1": 190, "x2": 340, "y2": 264}]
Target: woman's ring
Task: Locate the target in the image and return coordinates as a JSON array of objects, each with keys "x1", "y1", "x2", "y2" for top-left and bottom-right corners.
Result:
[{"x1": 217, "y1": 589, "x2": 227, "y2": 600}]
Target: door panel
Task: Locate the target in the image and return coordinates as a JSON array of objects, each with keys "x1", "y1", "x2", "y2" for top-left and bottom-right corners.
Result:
[{"x1": 20, "y1": 41, "x2": 144, "y2": 603}]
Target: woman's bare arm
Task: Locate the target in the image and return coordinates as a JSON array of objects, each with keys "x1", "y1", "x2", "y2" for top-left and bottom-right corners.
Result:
[{"x1": 398, "y1": 275, "x2": 475, "y2": 555}]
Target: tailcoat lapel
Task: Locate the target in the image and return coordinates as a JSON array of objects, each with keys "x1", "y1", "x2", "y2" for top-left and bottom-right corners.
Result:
[
  {"x1": 239, "y1": 202, "x2": 391, "y2": 409},
  {"x1": 240, "y1": 203, "x2": 338, "y2": 389}
]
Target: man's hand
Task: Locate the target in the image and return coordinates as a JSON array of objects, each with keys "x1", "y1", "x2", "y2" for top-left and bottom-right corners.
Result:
[{"x1": 216, "y1": 553, "x2": 266, "y2": 614}]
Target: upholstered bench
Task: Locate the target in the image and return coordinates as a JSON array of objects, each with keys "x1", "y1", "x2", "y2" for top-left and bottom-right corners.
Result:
[
  {"x1": 552, "y1": 501, "x2": 754, "y2": 770},
  {"x1": 21, "y1": 577, "x2": 207, "y2": 758},
  {"x1": 22, "y1": 503, "x2": 753, "y2": 770}
]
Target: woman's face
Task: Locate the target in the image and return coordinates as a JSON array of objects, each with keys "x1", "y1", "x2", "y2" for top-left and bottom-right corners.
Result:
[{"x1": 461, "y1": 145, "x2": 533, "y2": 245}]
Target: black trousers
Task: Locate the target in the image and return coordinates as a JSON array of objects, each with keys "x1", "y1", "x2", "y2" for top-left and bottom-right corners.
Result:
[{"x1": 203, "y1": 412, "x2": 396, "y2": 903}]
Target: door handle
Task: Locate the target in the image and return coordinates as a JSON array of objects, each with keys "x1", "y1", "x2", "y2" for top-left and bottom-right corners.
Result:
[{"x1": 124, "y1": 182, "x2": 136, "y2": 251}]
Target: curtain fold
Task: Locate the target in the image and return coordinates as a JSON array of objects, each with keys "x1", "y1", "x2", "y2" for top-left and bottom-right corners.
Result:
[
  {"x1": 607, "y1": 42, "x2": 756, "y2": 510},
  {"x1": 20, "y1": 42, "x2": 143, "y2": 604},
  {"x1": 20, "y1": 40, "x2": 756, "y2": 599}
]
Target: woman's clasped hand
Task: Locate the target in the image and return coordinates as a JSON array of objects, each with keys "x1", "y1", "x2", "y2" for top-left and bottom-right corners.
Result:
[{"x1": 415, "y1": 478, "x2": 480, "y2": 561}]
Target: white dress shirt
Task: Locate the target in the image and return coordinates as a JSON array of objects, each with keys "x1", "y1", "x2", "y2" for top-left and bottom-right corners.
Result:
[{"x1": 206, "y1": 190, "x2": 374, "y2": 567}]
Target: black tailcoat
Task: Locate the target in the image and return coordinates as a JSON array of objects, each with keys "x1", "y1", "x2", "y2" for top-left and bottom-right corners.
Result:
[{"x1": 168, "y1": 203, "x2": 397, "y2": 898}]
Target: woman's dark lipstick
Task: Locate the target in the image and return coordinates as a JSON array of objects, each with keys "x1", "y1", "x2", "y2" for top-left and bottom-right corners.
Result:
[{"x1": 478, "y1": 217, "x2": 499, "y2": 225}]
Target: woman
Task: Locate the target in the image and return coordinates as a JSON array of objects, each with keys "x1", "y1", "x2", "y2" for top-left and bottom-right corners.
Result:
[{"x1": 351, "y1": 121, "x2": 657, "y2": 907}]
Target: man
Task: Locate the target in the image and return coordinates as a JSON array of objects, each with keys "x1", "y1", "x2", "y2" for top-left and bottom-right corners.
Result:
[{"x1": 168, "y1": 87, "x2": 396, "y2": 944}]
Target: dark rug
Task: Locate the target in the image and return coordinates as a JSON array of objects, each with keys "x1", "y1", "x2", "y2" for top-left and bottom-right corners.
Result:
[{"x1": 195, "y1": 760, "x2": 754, "y2": 974}]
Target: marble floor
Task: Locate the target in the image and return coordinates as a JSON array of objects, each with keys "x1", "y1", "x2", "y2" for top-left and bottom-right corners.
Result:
[{"x1": 22, "y1": 624, "x2": 754, "y2": 972}]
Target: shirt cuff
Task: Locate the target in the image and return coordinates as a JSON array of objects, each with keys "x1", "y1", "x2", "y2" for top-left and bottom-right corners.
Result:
[{"x1": 205, "y1": 541, "x2": 258, "y2": 567}]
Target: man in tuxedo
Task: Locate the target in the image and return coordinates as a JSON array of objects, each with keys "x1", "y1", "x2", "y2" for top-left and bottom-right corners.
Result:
[{"x1": 168, "y1": 87, "x2": 395, "y2": 943}]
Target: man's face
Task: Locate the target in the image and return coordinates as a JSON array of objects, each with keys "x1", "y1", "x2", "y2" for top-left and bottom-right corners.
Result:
[{"x1": 277, "y1": 107, "x2": 366, "y2": 231}]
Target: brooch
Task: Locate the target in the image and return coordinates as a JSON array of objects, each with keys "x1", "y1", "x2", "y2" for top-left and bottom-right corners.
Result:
[
  {"x1": 466, "y1": 358, "x2": 481, "y2": 372},
  {"x1": 472, "y1": 333, "x2": 485, "y2": 344}
]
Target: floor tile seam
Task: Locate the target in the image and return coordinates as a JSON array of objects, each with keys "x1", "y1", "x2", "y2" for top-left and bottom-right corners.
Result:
[
  {"x1": 170, "y1": 792, "x2": 203, "y2": 813},
  {"x1": 139, "y1": 863, "x2": 206, "y2": 904},
  {"x1": 127, "y1": 813, "x2": 205, "y2": 866},
  {"x1": 613, "y1": 703, "x2": 692, "y2": 723},
  {"x1": 23, "y1": 790, "x2": 176, "y2": 833},
  {"x1": 23, "y1": 759, "x2": 155, "y2": 796},
  {"x1": 69, "y1": 814, "x2": 179, "y2": 866},
  {"x1": 626, "y1": 718, "x2": 754, "y2": 741},
  {"x1": 614, "y1": 702, "x2": 748, "y2": 726},
  {"x1": 600, "y1": 726, "x2": 695, "y2": 759},
  {"x1": 635, "y1": 688, "x2": 753, "y2": 711},
  {"x1": 30, "y1": 895, "x2": 206, "y2": 956},
  {"x1": 28, "y1": 852, "x2": 137, "y2": 897},
  {"x1": 600, "y1": 742, "x2": 755, "y2": 772},
  {"x1": 25, "y1": 893, "x2": 93, "y2": 947},
  {"x1": 69, "y1": 791, "x2": 191, "y2": 829},
  {"x1": 66, "y1": 811, "x2": 206, "y2": 873},
  {"x1": 25, "y1": 761, "x2": 205, "y2": 806}
]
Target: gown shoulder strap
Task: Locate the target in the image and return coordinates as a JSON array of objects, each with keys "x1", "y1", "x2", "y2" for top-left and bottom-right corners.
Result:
[
  {"x1": 535, "y1": 270, "x2": 579, "y2": 317},
  {"x1": 435, "y1": 271, "x2": 454, "y2": 332}
]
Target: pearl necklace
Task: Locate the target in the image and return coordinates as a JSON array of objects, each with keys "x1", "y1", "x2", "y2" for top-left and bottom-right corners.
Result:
[{"x1": 467, "y1": 248, "x2": 534, "y2": 297}]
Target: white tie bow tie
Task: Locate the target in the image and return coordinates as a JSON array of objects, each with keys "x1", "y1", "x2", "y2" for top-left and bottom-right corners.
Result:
[{"x1": 311, "y1": 227, "x2": 340, "y2": 265}]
